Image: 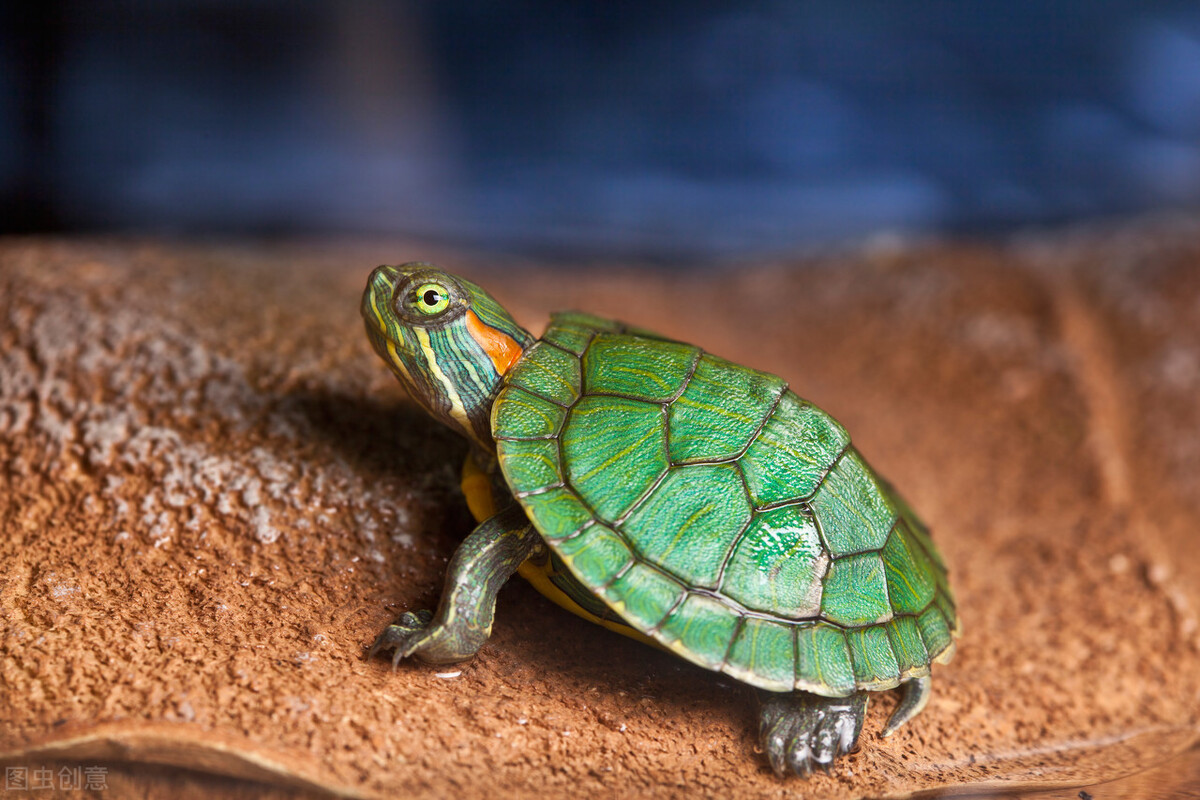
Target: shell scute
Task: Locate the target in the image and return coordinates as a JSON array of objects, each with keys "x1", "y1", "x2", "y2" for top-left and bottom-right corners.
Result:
[
  {"x1": 794, "y1": 623, "x2": 856, "y2": 696},
  {"x1": 724, "y1": 618, "x2": 796, "y2": 692},
  {"x1": 621, "y1": 463, "x2": 751, "y2": 590},
  {"x1": 820, "y1": 551, "x2": 893, "y2": 627},
  {"x1": 887, "y1": 616, "x2": 930, "y2": 677},
  {"x1": 917, "y1": 605, "x2": 954, "y2": 658},
  {"x1": 538, "y1": 313, "x2": 615, "y2": 355},
  {"x1": 561, "y1": 395, "x2": 667, "y2": 521},
  {"x1": 846, "y1": 626, "x2": 901, "y2": 689},
  {"x1": 517, "y1": 485, "x2": 592, "y2": 538},
  {"x1": 811, "y1": 449, "x2": 897, "y2": 556},
  {"x1": 658, "y1": 593, "x2": 739, "y2": 670},
  {"x1": 934, "y1": 591, "x2": 958, "y2": 635},
  {"x1": 881, "y1": 519, "x2": 938, "y2": 616},
  {"x1": 492, "y1": 385, "x2": 566, "y2": 440},
  {"x1": 557, "y1": 524, "x2": 635, "y2": 587},
  {"x1": 720, "y1": 504, "x2": 826, "y2": 619},
  {"x1": 583, "y1": 333, "x2": 698, "y2": 402},
  {"x1": 495, "y1": 314, "x2": 956, "y2": 695},
  {"x1": 599, "y1": 563, "x2": 686, "y2": 630},
  {"x1": 495, "y1": 438, "x2": 561, "y2": 495},
  {"x1": 740, "y1": 393, "x2": 850, "y2": 506},
  {"x1": 667, "y1": 353, "x2": 784, "y2": 464},
  {"x1": 506, "y1": 341, "x2": 581, "y2": 406}
]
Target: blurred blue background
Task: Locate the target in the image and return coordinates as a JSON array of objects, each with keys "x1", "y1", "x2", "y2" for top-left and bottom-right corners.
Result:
[{"x1": 4, "y1": 1, "x2": 1200, "y2": 259}]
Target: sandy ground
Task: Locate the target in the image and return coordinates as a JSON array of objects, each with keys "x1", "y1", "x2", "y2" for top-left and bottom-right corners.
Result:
[{"x1": 1, "y1": 223, "x2": 1199, "y2": 798}]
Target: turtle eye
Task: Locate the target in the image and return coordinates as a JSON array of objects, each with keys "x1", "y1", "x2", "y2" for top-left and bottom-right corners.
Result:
[{"x1": 410, "y1": 282, "x2": 451, "y2": 316}]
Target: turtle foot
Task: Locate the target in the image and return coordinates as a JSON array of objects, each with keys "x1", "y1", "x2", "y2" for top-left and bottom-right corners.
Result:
[
  {"x1": 368, "y1": 609, "x2": 434, "y2": 668},
  {"x1": 758, "y1": 690, "x2": 868, "y2": 778}
]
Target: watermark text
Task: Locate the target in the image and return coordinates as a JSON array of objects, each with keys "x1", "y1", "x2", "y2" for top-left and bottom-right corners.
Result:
[{"x1": 4, "y1": 766, "x2": 108, "y2": 791}]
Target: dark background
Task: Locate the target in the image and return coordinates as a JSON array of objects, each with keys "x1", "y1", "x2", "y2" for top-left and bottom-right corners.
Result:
[{"x1": 6, "y1": 1, "x2": 1200, "y2": 260}]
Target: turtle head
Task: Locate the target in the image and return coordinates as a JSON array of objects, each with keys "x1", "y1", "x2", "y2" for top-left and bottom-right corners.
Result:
[{"x1": 362, "y1": 262, "x2": 535, "y2": 450}]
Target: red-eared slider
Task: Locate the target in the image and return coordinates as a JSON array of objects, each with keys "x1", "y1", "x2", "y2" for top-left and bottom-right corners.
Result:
[{"x1": 362, "y1": 263, "x2": 959, "y2": 777}]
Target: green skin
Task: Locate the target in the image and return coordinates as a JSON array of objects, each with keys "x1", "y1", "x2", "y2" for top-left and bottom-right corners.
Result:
[
  {"x1": 361, "y1": 263, "x2": 957, "y2": 778},
  {"x1": 368, "y1": 503, "x2": 538, "y2": 663}
]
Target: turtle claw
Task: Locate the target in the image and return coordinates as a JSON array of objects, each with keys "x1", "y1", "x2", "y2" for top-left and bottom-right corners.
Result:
[
  {"x1": 368, "y1": 607, "x2": 485, "y2": 665},
  {"x1": 368, "y1": 609, "x2": 434, "y2": 666},
  {"x1": 759, "y1": 691, "x2": 867, "y2": 778}
]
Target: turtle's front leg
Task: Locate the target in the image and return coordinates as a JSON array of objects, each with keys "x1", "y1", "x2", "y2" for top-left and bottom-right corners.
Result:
[{"x1": 370, "y1": 503, "x2": 539, "y2": 665}]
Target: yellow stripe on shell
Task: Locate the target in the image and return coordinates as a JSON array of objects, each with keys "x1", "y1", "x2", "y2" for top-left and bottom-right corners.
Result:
[{"x1": 459, "y1": 455, "x2": 668, "y2": 653}]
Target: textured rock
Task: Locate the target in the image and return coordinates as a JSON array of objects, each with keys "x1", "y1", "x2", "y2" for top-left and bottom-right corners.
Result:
[{"x1": 1, "y1": 226, "x2": 1199, "y2": 798}]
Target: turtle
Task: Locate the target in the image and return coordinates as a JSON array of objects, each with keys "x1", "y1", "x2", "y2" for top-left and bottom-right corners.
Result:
[{"x1": 360, "y1": 262, "x2": 959, "y2": 777}]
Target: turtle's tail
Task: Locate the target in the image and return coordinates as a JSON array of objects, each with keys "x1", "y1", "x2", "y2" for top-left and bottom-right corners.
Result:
[{"x1": 881, "y1": 675, "x2": 932, "y2": 737}]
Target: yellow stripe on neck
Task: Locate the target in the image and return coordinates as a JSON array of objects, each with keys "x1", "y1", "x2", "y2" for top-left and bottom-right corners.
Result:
[{"x1": 415, "y1": 326, "x2": 474, "y2": 438}]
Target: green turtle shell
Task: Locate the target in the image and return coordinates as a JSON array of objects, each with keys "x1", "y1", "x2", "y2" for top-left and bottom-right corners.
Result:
[{"x1": 491, "y1": 312, "x2": 957, "y2": 696}]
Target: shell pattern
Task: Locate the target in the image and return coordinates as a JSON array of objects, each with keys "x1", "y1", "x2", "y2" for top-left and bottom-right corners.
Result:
[{"x1": 493, "y1": 312, "x2": 957, "y2": 696}]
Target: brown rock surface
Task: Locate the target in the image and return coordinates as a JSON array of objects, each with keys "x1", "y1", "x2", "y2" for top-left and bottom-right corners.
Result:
[{"x1": 1, "y1": 227, "x2": 1198, "y2": 799}]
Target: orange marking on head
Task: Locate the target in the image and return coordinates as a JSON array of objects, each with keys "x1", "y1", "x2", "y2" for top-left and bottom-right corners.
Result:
[{"x1": 465, "y1": 309, "x2": 525, "y2": 375}]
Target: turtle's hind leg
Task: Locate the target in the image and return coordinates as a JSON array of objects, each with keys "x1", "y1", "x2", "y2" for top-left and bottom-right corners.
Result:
[
  {"x1": 758, "y1": 690, "x2": 868, "y2": 777},
  {"x1": 881, "y1": 676, "x2": 932, "y2": 737}
]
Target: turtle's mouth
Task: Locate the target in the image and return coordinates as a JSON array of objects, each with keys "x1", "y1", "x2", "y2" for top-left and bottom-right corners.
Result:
[
  {"x1": 361, "y1": 267, "x2": 422, "y2": 384},
  {"x1": 361, "y1": 318, "x2": 394, "y2": 362},
  {"x1": 361, "y1": 265, "x2": 398, "y2": 327},
  {"x1": 361, "y1": 267, "x2": 405, "y2": 349}
]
